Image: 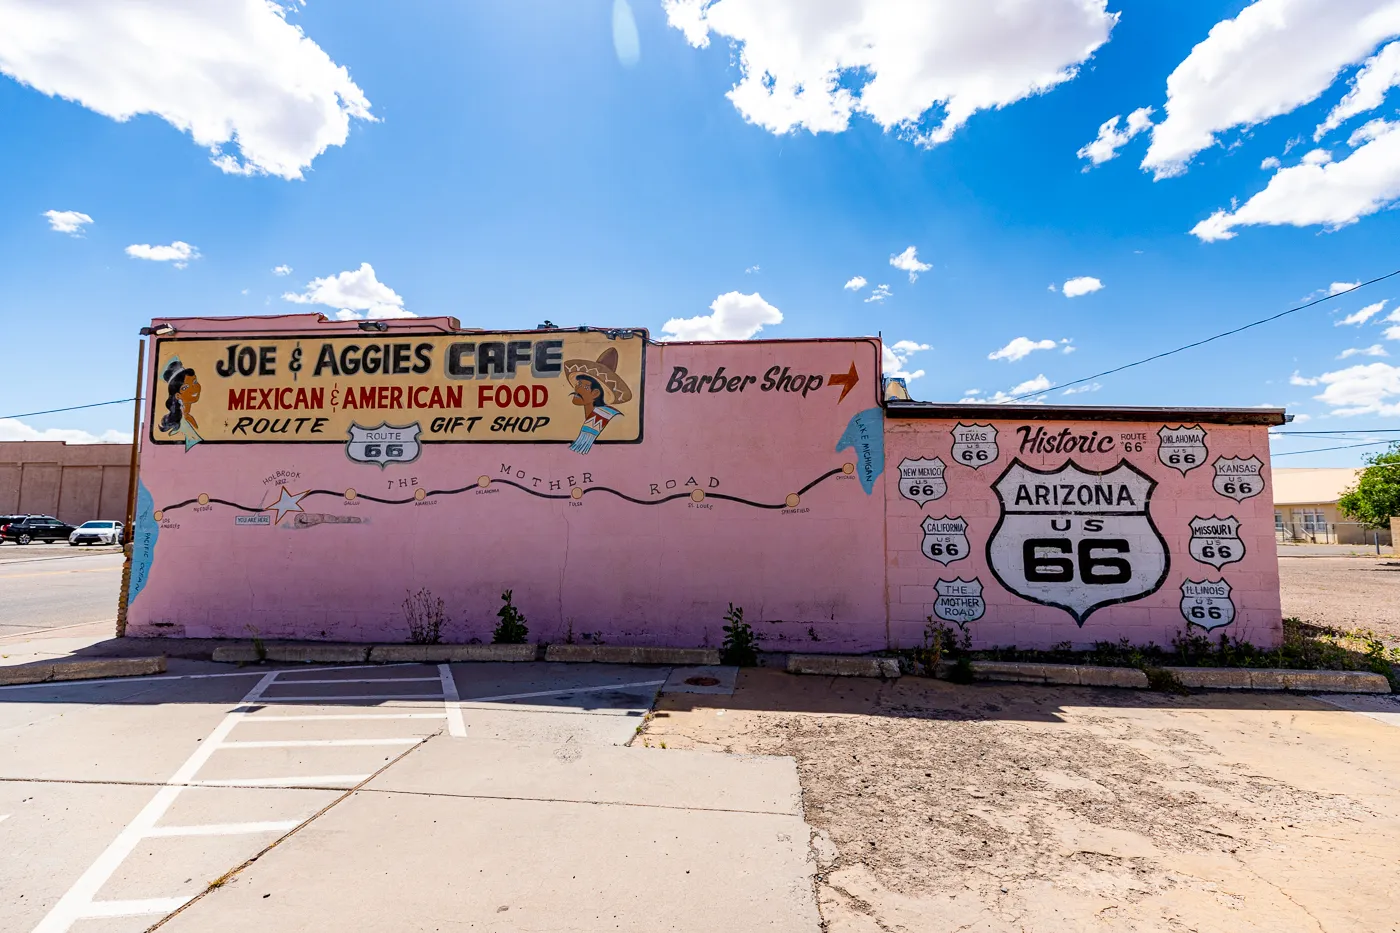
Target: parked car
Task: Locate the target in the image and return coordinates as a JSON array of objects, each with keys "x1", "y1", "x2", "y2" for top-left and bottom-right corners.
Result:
[
  {"x1": 69, "y1": 520, "x2": 124, "y2": 546},
  {"x1": 0, "y1": 515, "x2": 77, "y2": 545}
]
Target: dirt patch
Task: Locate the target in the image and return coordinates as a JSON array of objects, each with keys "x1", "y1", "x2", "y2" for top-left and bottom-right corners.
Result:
[
  {"x1": 645, "y1": 671, "x2": 1400, "y2": 932},
  {"x1": 1280, "y1": 556, "x2": 1400, "y2": 643}
]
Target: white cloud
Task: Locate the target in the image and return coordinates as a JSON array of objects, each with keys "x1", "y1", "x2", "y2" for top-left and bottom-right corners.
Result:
[
  {"x1": 864, "y1": 283, "x2": 892, "y2": 303},
  {"x1": 1190, "y1": 119, "x2": 1400, "y2": 240},
  {"x1": 1329, "y1": 280, "x2": 1362, "y2": 294},
  {"x1": 882, "y1": 339, "x2": 930, "y2": 381},
  {"x1": 0, "y1": 418, "x2": 131, "y2": 444},
  {"x1": 1060, "y1": 338, "x2": 1077, "y2": 354},
  {"x1": 988, "y1": 336, "x2": 1058, "y2": 362},
  {"x1": 1386, "y1": 324, "x2": 1400, "y2": 339},
  {"x1": 1140, "y1": 0, "x2": 1400, "y2": 179},
  {"x1": 283, "y1": 262, "x2": 413, "y2": 320},
  {"x1": 889, "y1": 246, "x2": 931, "y2": 282},
  {"x1": 1261, "y1": 155, "x2": 1281, "y2": 169},
  {"x1": 1316, "y1": 40, "x2": 1400, "y2": 139},
  {"x1": 660, "y1": 291, "x2": 782, "y2": 341},
  {"x1": 662, "y1": 0, "x2": 1117, "y2": 147},
  {"x1": 43, "y1": 209, "x2": 92, "y2": 235},
  {"x1": 1308, "y1": 361, "x2": 1400, "y2": 415},
  {"x1": 1301, "y1": 148, "x2": 1333, "y2": 165},
  {"x1": 0, "y1": 0, "x2": 374, "y2": 180},
  {"x1": 844, "y1": 275, "x2": 868, "y2": 291},
  {"x1": 1290, "y1": 412, "x2": 1314, "y2": 423},
  {"x1": 272, "y1": 264, "x2": 292, "y2": 276},
  {"x1": 1077, "y1": 106, "x2": 1154, "y2": 165},
  {"x1": 1061, "y1": 275, "x2": 1104, "y2": 297},
  {"x1": 1338, "y1": 344, "x2": 1388, "y2": 357},
  {"x1": 1335, "y1": 300, "x2": 1387, "y2": 325},
  {"x1": 1386, "y1": 307, "x2": 1400, "y2": 322},
  {"x1": 1062, "y1": 382, "x2": 1102, "y2": 394},
  {"x1": 1290, "y1": 371, "x2": 1321, "y2": 386},
  {"x1": 961, "y1": 374, "x2": 1055, "y2": 404},
  {"x1": 745, "y1": 264, "x2": 760, "y2": 273},
  {"x1": 1349, "y1": 117, "x2": 1392, "y2": 145},
  {"x1": 125, "y1": 240, "x2": 199, "y2": 268}
]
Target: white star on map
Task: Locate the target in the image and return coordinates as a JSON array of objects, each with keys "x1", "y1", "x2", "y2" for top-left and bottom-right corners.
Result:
[{"x1": 265, "y1": 487, "x2": 308, "y2": 524}]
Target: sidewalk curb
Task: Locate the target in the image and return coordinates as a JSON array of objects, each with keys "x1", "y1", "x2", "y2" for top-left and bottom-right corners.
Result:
[
  {"x1": 787, "y1": 655, "x2": 902, "y2": 679},
  {"x1": 544, "y1": 645, "x2": 721, "y2": 666},
  {"x1": 0, "y1": 656, "x2": 166, "y2": 686},
  {"x1": 1162, "y1": 666, "x2": 1391, "y2": 693},
  {"x1": 369, "y1": 644, "x2": 537, "y2": 663},
  {"x1": 211, "y1": 644, "x2": 370, "y2": 664}
]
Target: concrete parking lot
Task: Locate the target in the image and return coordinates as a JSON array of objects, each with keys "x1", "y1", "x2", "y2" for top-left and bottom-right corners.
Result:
[{"x1": 0, "y1": 662, "x2": 817, "y2": 933}]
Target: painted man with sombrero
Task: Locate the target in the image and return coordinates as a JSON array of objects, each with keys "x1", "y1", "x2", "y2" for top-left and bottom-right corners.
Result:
[{"x1": 564, "y1": 347, "x2": 631, "y2": 454}]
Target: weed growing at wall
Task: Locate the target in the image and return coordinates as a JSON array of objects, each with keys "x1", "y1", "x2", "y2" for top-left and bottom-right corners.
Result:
[
  {"x1": 402, "y1": 588, "x2": 447, "y2": 644},
  {"x1": 493, "y1": 589, "x2": 529, "y2": 644},
  {"x1": 895, "y1": 618, "x2": 1399, "y2": 690},
  {"x1": 721, "y1": 603, "x2": 758, "y2": 666}
]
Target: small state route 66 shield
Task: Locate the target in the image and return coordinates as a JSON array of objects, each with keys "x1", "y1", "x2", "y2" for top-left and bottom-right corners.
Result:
[
  {"x1": 933, "y1": 578, "x2": 985, "y2": 628},
  {"x1": 1212, "y1": 456, "x2": 1265, "y2": 502},
  {"x1": 1188, "y1": 515, "x2": 1245, "y2": 569},
  {"x1": 951, "y1": 423, "x2": 998, "y2": 469},
  {"x1": 1158, "y1": 425, "x2": 1207, "y2": 476},
  {"x1": 1180, "y1": 579, "x2": 1235, "y2": 631},
  {"x1": 921, "y1": 516, "x2": 969, "y2": 566},
  {"x1": 898, "y1": 457, "x2": 947, "y2": 506}
]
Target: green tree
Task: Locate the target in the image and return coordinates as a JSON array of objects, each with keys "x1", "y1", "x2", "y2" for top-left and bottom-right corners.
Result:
[{"x1": 1337, "y1": 442, "x2": 1400, "y2": 527}]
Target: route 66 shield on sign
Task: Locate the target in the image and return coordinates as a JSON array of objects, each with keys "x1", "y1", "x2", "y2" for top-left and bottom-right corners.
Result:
[
  {"x1": 921, "y1": 516, "x2": 969, "y2": 565},
  {"x1": 1188, "y1": 516, "x2": 1245, "y2": 569},
  {"x1": 1180, "y1": 579, "x2": 1235, "y2": 630},
  {"x1": 1212, "y1": 456, "x2": 1265, "y2": 502},
  {"x1": 986, "y1": 459, "x2": 1169, "y2": 625},
  {"x1": 950, "y1": 423, "x2": 998, "y2": 470},
  {"x1": 1157, "y1": 425, "x2": 1207, "y2": 476},
  {"x1": 898, "y1": 457, "x2": 947, "y2": 506},
  {"x1": 346, "y1": 421, "x2": 422, "y2": 467}
]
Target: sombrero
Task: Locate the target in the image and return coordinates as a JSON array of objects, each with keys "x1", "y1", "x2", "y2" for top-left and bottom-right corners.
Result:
[{"x1": 563, "y1": 347, "x2": 632, "y2": 404}]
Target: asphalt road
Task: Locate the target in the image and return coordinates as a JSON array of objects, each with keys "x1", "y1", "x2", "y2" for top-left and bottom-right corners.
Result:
[{"x1": 0, "y1": 548, "x2": 123, "y2": 636}]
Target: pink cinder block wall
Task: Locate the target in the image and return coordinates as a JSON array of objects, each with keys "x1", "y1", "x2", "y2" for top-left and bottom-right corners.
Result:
[
  {"x1": 127, "y1": 317, "x2": 890, "y2": 650},
  {"x1": 885, "y1": 415, "x2": 1282, "y2": 650}
]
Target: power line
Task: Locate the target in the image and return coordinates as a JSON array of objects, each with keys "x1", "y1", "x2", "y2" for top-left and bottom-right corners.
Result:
[
  {"x1": 1269, "y1": 428, "x2": 1400, "y2": 436},
  {"x1": 1009, "y1": 267, "x2": 1400, "y2": 402},
  {"x1": 0, "y1": 398, "x2": 138, "y2": 421},
  {"x1": 1272, "y1": 440, "x2": 1396, "y2": 457}
]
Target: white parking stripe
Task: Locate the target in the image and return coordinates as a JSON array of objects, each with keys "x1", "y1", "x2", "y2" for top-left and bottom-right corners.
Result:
[
  {"x1": 145, "y1": 821, "x2": 301, "y2": 838},
  {"x1": 247, "y1": 712, "x2": 447, "y2": 721},
  {"x1": 77, "y1": 897, "x2": 194, "y2": 918},
  {"x1": 272, "y1": 677, "x2": 441, "y2": 684},
  {"x1": 32, "y1": 672, "x2": 280, "y2": 933},
  {"x1": 465, "y1": 679, "x2": 667, "y2": 703},
  {"x1": 439, "y1": 664, "x2": 467, "y2": 738},
  {"x1": 219, "y1": 738, "x2": 422, "y2": 749},
  {"x1": 259, "y1": 693, "x2": 444, "y2": 701},
  {"x1": 189, "y1": 775, "x2": 371, "y2": 788}
]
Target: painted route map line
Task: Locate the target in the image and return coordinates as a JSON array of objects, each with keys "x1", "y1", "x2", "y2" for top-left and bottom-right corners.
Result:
[{"x1": 155, "y1": 466, "x2": 851, "y2": 517}]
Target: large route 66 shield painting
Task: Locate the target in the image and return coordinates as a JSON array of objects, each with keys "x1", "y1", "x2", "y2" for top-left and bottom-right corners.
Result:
[{"x1": 987, "y1": 459, "x2": 1169, "y2": 625}]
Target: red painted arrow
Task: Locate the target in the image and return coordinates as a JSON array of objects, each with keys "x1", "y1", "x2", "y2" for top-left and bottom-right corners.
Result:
[{"x1": 828, "y1": 362, "x2": 859, "y2": 403}]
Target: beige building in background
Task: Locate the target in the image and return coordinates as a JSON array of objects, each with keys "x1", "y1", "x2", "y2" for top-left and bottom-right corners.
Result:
[
  {"x1": 0, "y1": 442, "x2": 132, "y2": 525},
  {"x1": 1272, "y1": 467, "x2": 1390, "y2": 546}
]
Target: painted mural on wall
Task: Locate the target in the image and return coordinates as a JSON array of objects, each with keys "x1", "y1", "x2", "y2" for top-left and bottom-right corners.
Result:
[
  {"x1": 130, "y1": 320, "x2": 889, "y2": 649},
  {"x1": 886, "y1": 414, "x2": 1281, "y2": 648},
  {"x1": 149, "y1": 331, "x2": 646, "y2": 449}
]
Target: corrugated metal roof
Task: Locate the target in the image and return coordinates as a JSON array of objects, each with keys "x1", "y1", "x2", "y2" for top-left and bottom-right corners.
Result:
[{"x1": 1272, "y1": 467, "x2": 1363, "y2": 505}]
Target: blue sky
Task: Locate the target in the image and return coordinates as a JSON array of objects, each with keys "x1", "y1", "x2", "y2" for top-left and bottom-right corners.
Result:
[{"x1": 3, "y1": 0, "x2": 1400, "y2": 466}]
